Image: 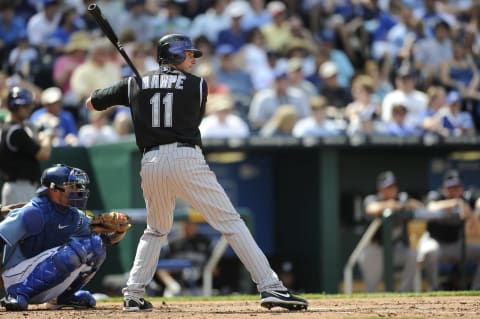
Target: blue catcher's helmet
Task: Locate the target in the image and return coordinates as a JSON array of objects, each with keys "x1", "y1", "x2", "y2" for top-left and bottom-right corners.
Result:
[
  {"x1": 157, "y1": 34, "x2": 202, "y2": 65},
  {"x1": 7, "y1": 86, "x2": 34, "y2": 111},
  {"x1": 36, "y1": 164, "x2": 90, "y2": 209}
]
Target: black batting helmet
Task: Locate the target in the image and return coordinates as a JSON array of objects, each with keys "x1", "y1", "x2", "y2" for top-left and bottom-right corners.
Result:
[
  {"x1": 157, "y1": 34, "x2": 202, "y2": 65},
  {"x1": 7, "y1": 86, "x2": 33, "y2": 111}
]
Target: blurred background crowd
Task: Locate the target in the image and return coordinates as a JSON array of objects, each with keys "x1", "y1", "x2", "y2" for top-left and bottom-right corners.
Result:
[{"x1": 2, "y1": 0, "x2": 480, "y2": 145}]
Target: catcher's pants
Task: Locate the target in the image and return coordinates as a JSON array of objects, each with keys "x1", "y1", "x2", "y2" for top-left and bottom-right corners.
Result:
[
  {"x1": 124, "y1": 142, "x2": 285, "y2": 298},
  {"x1": 417, "y1": 231, "x2": 480, "y2": 290},
  {"x1": 359, "y1": 241, "x2": 417, "y2": 292},
  {"x1": 2, "y1": 247, "x2": 91, "y2": 304}
]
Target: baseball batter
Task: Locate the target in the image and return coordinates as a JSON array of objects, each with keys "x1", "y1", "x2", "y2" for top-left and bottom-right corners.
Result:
[{"x1": 86, "y1": 34, "x2": 308, "y2": 312}]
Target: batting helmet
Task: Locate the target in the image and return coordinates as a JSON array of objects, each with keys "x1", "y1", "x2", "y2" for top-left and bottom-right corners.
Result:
[
  {"x1": 157, "y1": 34, "x2": 202, "y2": 65},
  {"x1": 36, "y1": 164, "x2": 90, "y2": 209},
  {"x1": 7, "y1": 86, "x2": 33, "y2": 111}
]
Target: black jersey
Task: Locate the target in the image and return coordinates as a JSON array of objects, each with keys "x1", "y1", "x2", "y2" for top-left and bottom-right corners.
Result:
[
  {"x1": 0, "y1": 122, "x2": 41, "y2": 182},
  {"x1": 425, "y1": 190, "x2": 469, "y2": 243},
  {"x1": 90, "y1": 66, "x2": 208, "y2": 151}
]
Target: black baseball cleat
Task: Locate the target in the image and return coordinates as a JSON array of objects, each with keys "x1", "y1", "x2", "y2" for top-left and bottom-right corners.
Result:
[
  {"x1": 123, "y1": 296, "x2": 153, "y2": 312},
  {"x1": 260, "y1": 290, "x2": 308, "y2": 311}
]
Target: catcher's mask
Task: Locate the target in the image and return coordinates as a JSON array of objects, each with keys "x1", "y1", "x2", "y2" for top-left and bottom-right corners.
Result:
[
  {"x1": 36, "y1": 164, "x2": 90, "y2": 208},
  {"x1": 157, "y1": 34, "x2": 202, "y2": 65}
]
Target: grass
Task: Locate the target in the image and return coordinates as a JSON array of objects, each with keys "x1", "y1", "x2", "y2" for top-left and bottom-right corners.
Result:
[{"x1": 99, "y1": 290, "x2": 480, "y2": 303}]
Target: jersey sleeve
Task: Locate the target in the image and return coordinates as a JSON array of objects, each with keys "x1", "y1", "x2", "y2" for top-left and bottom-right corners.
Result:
[
  {"x1": 9, "y1": 127, "x2": 40, "y2": 156},
  {"x1": 90, "y1": 78, "x2": 130, "y2": 111},
  {"x1": 0, "y1": 208, "x2": 32, "y2": 246}
]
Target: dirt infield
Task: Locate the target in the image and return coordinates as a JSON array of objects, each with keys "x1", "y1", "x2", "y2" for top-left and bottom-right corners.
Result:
[{"x1": 1, "y1": 295, "x2": 479, "y2": 319}]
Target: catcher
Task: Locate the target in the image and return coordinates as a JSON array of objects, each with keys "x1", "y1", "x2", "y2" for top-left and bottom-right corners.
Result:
[{"x1": 0, "y1": 164, "x2": 131, "y2": 311}]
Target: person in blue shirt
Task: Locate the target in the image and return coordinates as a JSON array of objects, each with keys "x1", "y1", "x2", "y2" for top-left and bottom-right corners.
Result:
[
  {"x1": 0, "y1": 3, "x2": 27, "y2": 53},
  {"x1": 0, "y1": 164, "x2": 106, "y2": 311},
  {"x1": 30, "y1": 87, "x2": 79, "y2": 146}
]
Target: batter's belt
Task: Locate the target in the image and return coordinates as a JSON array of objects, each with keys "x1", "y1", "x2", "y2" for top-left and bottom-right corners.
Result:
[{"x1": 144, "y1": 142, "x2": 196, "y2": 153}]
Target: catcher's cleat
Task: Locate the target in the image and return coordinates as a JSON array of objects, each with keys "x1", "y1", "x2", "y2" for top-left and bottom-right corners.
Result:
[
  {"x1": 260, "y1": 290, "x2": 308, "y2": 311},
  {"x1": 0, "y1": 294, "x2": 28, "y2": 311},
  {"x1": 123, "y1": 296, "x2": 153, "y2": 312},
  {"x1": 47, "y1": 290, "x2": 96, "y2": 310}
]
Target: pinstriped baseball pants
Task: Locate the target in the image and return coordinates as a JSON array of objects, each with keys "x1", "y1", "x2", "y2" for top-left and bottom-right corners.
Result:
[{"x1": 123, "y1": 142, "x2": 285, "y2": 298}]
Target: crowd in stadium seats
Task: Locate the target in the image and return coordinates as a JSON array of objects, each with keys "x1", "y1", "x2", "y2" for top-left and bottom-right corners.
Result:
[{"x1": 1, "y1": 0, "x2": 480, "y2": 145}]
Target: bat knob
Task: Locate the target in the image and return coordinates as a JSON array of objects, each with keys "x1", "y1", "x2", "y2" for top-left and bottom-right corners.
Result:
[{"x1": 88, "y1": 3, "x2": 97, "y2": 11}]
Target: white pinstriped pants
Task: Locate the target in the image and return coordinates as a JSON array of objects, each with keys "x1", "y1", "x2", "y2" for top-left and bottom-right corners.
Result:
[{"x1": 123, "y1": 143, "x2": 285, "y2": 298}]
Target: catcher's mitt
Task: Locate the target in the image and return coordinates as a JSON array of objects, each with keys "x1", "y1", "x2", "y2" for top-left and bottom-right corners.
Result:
[{"x1": 89, "y1": 211, "x2": 131, "y2": 244}]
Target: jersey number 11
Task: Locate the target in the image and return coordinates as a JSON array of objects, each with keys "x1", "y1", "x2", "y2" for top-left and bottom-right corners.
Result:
[{"x1": 151, "y1": 92, "x2": 173, "y2": 128}]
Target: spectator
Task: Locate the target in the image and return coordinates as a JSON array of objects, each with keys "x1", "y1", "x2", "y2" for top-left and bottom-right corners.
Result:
[
  {"x1": 417, "y1": 169, "x2": 480, "y2": 290},
  {"x1": 261, "y1": 1, "x2": 293, "y2": 54},
  {"x1": 216, "y1": 1, "x2": 248, "y2": 52},
  {"x1": 118, "y1": 0, "x2": 154, "y2": 44},
  {"x1": 286, "y1": 57, "x2": 318, "y2": 101},
  {"x1": 47, "y1": 6, "x2": 85, "y2": 52},
  {"x1": 199, "y1": 94, "x2": 250, "y2": 139},
  {"x1": 152, "y1": 0, "x2": 191, "y2": 39},
  {"x1": 248, "y1": 72, "x2": 310, "y2": 131},
  {"x1": 363, "y1": 59, "x2": 394, "y2": 103},
  {"x1": 436, "y1": 90, "x2": 476, "y2": 137},
  {"x1": 0, "y1": 3, "x2": 27, "y2": 59},
  {"x1": 359, "y1": 170, "x2": 422, "y2": 293},
  {"x1": 345, "y1": 74, "x2": 382, "y2": 135},
  {"x1": 26, "y1": 0, "x2": 61, "y2": 49},
  {"x1": 440, "y1": 39, "x2": 480, "y2": 101},
  {"x1": 315, "y1": 28, "x2": 355, "y2": 89},
  {"x1": 413, "y1": 20, "x2": 453, "y2": 88},
  {"x1": 236, "y1": 27, "x2": 275, "y2": 90},
  {"x1": 31, "y1": 86, "x2": 78, "y2": 146},
  {"x1": 383, "y1": 103, "x2": 418, "y2": 137},
  {"x1": 112, "y1": 111, "x2": 134, "y2": 140},
  {"x1": 259, "y1": 104, "x2": 297, "y2": 137},
  {"x1": 292, "y1": 95, "x2": 345, "y2": 137},
  {"x1": 78, "y1": 110, "x2": 119, "y2": 146},
  {"x1": 214, "y1": 44, "x2": 254, "y2": 118},
  {"x1": 53, "y1": 30, "x2": 91, "y2": 109},
  {"x1": 70, "y1": 37, "x2": 122, "y2": 121},
  {"x1": 242, "y1": 0, "x2": 271, "y2": 31},
  {"x1": 0, "y1": 87, "x2": 52, "y2": 205},
  {"x1": 195, "y1": 62, "x2": 229, "y2": 114},
  {"x1": 7, "y1": 34, "x2": 38, "y2": 80},
  {"x1": 189, "y1": 0, "x2": 231, "y2": 44},
  {"x1": 381, "y1": 64, "x2": 428, "y2": 128},
  {"x1": 318, "y1": 61, "x2": 353, "y2": 111},
  {"x1": 121, "y1": 42, "x2": 157, "y2": 78},
  {"x1": 420, "y1": 85, "x2": 448, "y2": 135}
]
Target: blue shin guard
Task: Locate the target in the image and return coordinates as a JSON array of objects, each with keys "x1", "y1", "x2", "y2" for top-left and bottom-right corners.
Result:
[{"x1": 5, "y1": 235, "x2": 106, "y2": 310}]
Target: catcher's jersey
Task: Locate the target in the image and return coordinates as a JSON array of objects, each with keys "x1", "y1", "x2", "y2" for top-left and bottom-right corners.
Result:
[
  {"x1": 0, "y1": 122, "x2": 41, "y2": 182},
  {"x1": 0, "y1": 196, "x2": 92, "y2": 269},
  {"x1": 90, "y1": 66, "x2": 208, "y2": 151}
]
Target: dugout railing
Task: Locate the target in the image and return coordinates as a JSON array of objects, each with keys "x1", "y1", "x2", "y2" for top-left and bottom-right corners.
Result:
[{"x1": 343, "y1": 207, "x2": 471, "y2": 293}]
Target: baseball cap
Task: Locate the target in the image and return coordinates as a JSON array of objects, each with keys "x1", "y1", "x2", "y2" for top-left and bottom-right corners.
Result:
[
  {"x1": 396, "y1": 64, "x2": 415, "y2": 78},
  {"x1": 443, "y1": 169, "x2": 462, "y2": 187},
  {"x1": 226, "y1": 1, "x2": 248, "y2": 18},
  {"x1": 447, "y1": 91, "x2": 461, "y2": 105},
  {"x1": 41, "y1": 87, "x2": 62, "y2": 105},
  {"x1": 267, "y1": 1, "x2": 286, "y2": 16},
  {"x1": 43, "y1": 0, "x2": 59, "y2": 7},
  {"x1": 216, "y1": 44, "x2": 235, "y2": 56},
  {"x1": 319, "y1": 61, "x2": 338, "y2": 78},
  {"x1": 377, "y1": 171, "x2": 396, "y2": 189}
]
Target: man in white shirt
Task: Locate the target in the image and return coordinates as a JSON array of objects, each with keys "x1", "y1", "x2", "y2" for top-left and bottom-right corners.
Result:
[
  {"x1": 381, "y1": 65, "x2": 428, "y2": 128},
  {"x1": 200, "y1": 94, "x2": 250, "y2": 139},
  {"x1": 26, "y1": 0, "x2": 61, "y2": 47}
]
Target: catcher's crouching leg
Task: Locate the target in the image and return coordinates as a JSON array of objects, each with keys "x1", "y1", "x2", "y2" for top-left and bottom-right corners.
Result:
[{"x1": 5, "y1": 236, "x2": 106, "y2": 310}]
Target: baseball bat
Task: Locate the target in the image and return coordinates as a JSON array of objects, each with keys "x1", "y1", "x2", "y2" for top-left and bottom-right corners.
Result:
[{"x1": 87, "y1": 3, "x2": 143, "y2": 87}]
